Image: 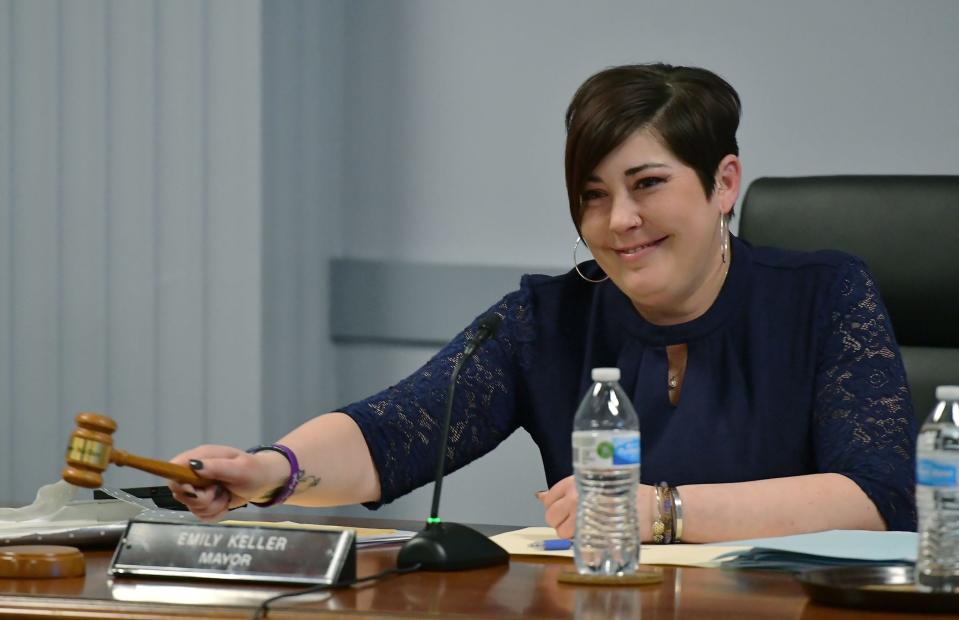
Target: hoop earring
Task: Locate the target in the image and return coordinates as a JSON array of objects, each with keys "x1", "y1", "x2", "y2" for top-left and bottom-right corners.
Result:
[
  {"x1": 719, "y1": 216, "x2": 729, "y2": 265},
  {"x1": 573, "y1": 236, "x2": 609, "y2": 283}
]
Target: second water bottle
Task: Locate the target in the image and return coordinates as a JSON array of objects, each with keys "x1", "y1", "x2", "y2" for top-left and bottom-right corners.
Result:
[{"x1": 916, "y1": 385, "x2": 959, "y2": 592}]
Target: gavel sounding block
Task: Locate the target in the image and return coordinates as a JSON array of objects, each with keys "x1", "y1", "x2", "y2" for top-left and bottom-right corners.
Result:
[{"x1": 0, "y1": 545, "x2": 85, "y2": 578}]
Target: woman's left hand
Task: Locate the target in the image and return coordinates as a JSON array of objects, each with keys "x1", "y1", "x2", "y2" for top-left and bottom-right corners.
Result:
[{"x1": 538, "y1": 475, "x2": 656, "y2": 541}]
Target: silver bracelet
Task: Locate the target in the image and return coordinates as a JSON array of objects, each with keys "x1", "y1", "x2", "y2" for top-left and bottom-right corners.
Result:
[{"x1": 672, "y1": 485, "x2": 684, "y2": 543}]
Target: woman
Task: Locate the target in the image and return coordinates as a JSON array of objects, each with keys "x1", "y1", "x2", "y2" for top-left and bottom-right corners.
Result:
[{"x1": 170, "y1": 64, "x2": 917, "y2": 541}]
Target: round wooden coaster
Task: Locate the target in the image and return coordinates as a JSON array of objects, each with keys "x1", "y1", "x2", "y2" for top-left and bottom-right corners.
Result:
[
  {"x1": 558, "y1": 569, "x2": 663, "y2": 586},
  {"x1": 0, "y1": 545, "x2": 85, "y2": 579}
]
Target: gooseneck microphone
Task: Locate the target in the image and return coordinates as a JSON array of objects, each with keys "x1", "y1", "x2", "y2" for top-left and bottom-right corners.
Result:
[
  {"x1": 397, "y1": 312, "x2": 510, "y2": 571},
  {"x1": 429, "y1": 312, "x2": 502, "y2": 521}
]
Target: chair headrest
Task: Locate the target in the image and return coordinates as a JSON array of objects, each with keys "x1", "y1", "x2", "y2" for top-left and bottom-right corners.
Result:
[{"x1": 739, "y1": 175, "x2": 959, "y2": 347}]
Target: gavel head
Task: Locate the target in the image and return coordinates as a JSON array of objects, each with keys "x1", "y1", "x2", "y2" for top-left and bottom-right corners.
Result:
[{"x1": 62, "y1": 412, "x2": 117, "y2": 488}]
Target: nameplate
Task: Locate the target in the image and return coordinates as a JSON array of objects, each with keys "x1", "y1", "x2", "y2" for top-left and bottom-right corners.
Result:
[{"x1": 109, "y1": 519, "x2": 356, "y2": 585}]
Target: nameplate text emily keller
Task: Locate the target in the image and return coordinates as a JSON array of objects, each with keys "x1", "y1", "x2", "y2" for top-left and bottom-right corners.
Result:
[{"x1": 110, "y1": 519, "x2": 355, "y2": 585}]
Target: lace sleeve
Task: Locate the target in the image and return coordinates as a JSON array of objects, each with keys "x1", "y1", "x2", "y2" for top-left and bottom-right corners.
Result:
[
  {"x1": 338, "y1": 283, "x2": 536, "y2": 507},
  {"x1": 813, "y1": 258, "x2": 917, "y2": 531}
]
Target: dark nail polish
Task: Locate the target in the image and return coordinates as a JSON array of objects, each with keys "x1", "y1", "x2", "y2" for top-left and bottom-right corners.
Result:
[
  {"x1": 189, "y1": 459, "x2": 204, "y2": 470},
  {"x1": 184, "y1": 491, "x2": 198, "y2": 499}
]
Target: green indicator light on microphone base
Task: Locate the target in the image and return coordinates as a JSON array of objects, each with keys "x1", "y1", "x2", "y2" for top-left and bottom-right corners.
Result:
[{"x1": 426, "y1": 517, "x2": 442, "y2": 525}]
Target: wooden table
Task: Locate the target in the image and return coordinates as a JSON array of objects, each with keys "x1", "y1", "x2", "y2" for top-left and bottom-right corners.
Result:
[{"x1": 0, "y1": 516, "x2": 950, "y2": 619}]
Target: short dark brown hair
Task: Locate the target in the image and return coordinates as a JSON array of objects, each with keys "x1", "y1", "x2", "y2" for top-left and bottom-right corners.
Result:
[{"x1": 565, "y1": 64, "x2": 741, "y2": 232}]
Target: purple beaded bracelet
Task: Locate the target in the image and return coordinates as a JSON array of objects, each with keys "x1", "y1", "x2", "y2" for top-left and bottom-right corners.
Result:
[{"x1": 246, "y1": 444, "x2": 301, "y2": 507}]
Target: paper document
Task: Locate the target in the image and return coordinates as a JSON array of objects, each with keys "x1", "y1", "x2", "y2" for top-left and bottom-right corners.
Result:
[
  {"x1": 0, "y1": 481, "x2": 162, "y2": 547},
  {"x1": 0, "y1": 484, "x2": 415, "y2": 550},
  {"x1": 491, "y1": 527, "x2": 918, "y2": 571},
  {"x1": 711, "y1": 530, "x2": 917, "y2": 562},
  {"x1": 490, "y1": 527, "x2": 748, "y2": 568},
  {"x1": 709, "y1": 530, "x2": 918, "y2": 572}
]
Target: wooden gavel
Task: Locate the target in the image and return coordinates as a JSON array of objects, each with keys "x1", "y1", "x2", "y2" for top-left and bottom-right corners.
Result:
[{"x1": 62, "y1": 412, "x2": 213, "y2": 489}]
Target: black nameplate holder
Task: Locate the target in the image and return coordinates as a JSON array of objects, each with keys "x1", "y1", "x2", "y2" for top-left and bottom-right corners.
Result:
[{"x1": 109, "y1": 519, "x2": 356, "y2": 585}]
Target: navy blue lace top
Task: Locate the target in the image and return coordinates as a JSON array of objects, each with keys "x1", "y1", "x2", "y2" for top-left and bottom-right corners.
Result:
[{"x1": 340, "y1": 236, "x2": 918, "y2": 531}]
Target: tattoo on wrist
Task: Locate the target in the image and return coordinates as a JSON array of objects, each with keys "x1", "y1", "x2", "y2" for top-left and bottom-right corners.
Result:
[
  {"x1": 254, "y1": 470, "x2": 319, "y2": 502},
  {"x1": 294, "y1": 470, "x2": 321, "y2": 492}
]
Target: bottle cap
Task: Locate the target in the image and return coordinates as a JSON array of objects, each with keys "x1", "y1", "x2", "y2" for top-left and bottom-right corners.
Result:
[
  {"x1": 591, "y1": 367, "x2": 620, "y2": 382},
  {"x1": 936, "y1": 386, "x2": 959, "y2": 402}
]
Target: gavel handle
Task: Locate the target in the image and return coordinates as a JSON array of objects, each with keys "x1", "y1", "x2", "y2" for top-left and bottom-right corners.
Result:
[{"x1": 110, "y1": 449, "x2": 215, "y2": 487}]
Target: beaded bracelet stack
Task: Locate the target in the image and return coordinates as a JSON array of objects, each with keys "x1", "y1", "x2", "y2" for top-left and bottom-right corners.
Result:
[
  {"x1": 652, "y1": 482, "x2": 684, "y2": 544},
  {"x1": 246, "y1": 444, "x2": 302, "y2": 507}
]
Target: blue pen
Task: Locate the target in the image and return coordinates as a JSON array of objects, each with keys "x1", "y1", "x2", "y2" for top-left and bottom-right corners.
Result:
[{"x1": 529, "y1": 539, "x2": 573, "y2": 551}]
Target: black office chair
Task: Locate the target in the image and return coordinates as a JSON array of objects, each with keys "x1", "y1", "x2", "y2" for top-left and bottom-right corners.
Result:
[{"x1": 738, "y1": 175, "x2": 959, "y2": 419}]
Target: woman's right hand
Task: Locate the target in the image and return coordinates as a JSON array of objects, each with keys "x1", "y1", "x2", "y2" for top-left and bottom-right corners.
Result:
[
  {"x1": 167, "y1": 445, "x2": 289, "y2": 521},
  {"x1": 538, "y1": 475, "x2": 579, "y2": 539},
  {"x1": 539, "y1": 475, "x2": 657, "y2": 541}
]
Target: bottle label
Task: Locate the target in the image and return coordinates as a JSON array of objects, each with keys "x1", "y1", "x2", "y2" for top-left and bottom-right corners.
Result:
[
  {"x1": 918, "y1": 456, "x2": 959, "y2": 487},
  {"x1": 572, "y1": 430, "x2": 640, "y2": 469}
]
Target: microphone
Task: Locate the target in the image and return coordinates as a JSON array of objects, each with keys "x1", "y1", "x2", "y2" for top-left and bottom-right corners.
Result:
[
  {"x1": 463, "y1": 312, "x2": 502, "y2": 356},
  {"x1": 396, "y1": 312, "x2": 510, "y2": 571}
]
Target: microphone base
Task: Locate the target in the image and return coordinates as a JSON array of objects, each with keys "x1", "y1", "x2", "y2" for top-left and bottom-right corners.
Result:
[{"x1": 396, "y1": 521, "x2": 509, "y2": 571}]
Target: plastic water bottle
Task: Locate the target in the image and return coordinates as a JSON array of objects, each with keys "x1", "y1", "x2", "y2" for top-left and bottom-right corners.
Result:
[
  {"x1": 916, "y1": 385, "x2": 959, "y2": 592},
  {"x1": 572, "y1": 367, "x2": 640, "y2": 575}
]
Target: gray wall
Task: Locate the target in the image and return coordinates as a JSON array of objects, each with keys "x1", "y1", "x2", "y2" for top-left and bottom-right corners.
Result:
[
  {"x1": 261, "y1": 0, "x2": 345, "y2": 443},
  {"x1": 0, "y1": 0, "x2": 263, "y2": 501},
  {"x1": 339, "y1": 0, "x2": 959, "y2": 270},
  {"x1": 2, "y1": 1, "x2": 958, "y2": 526}
]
